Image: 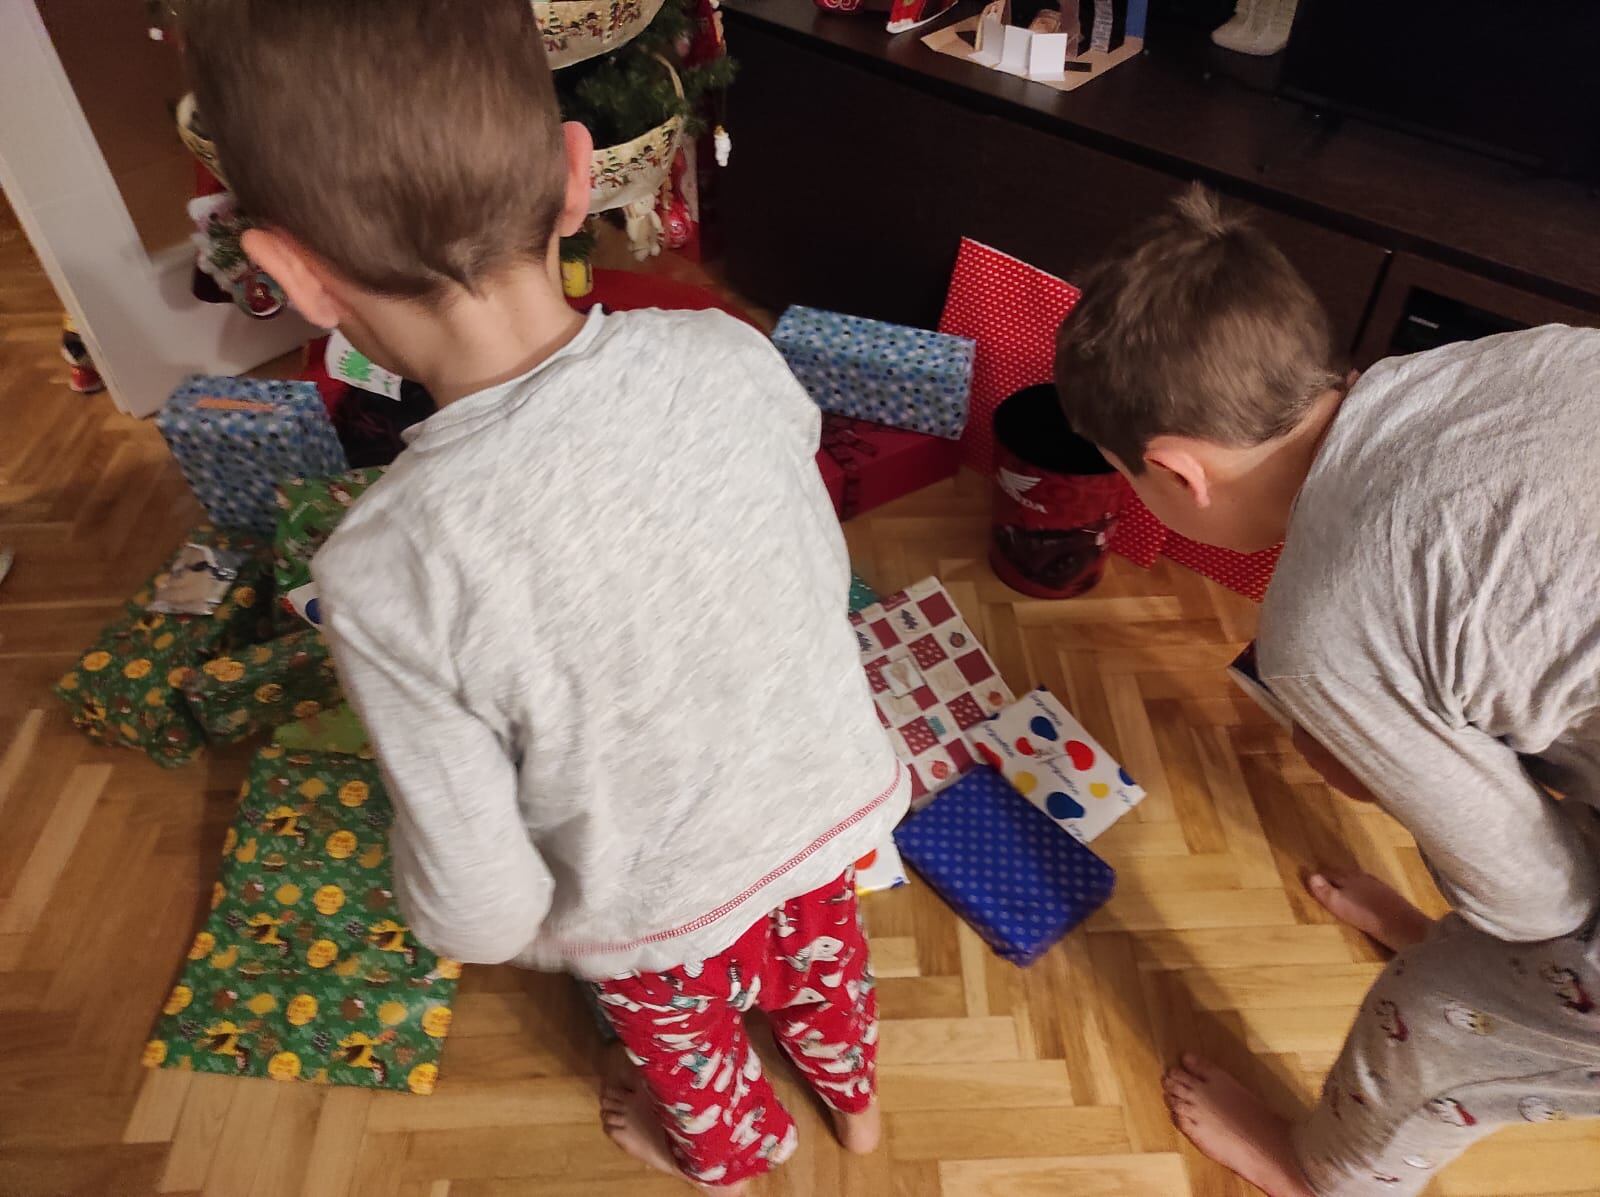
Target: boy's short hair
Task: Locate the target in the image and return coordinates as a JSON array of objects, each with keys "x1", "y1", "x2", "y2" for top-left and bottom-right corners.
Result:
[
  {"x1": 1055, "y1": 185, "x2": 1338, "y2": 471},
  {"x1": 183, "y1": 0, "x2": 567, "y2": 299}
]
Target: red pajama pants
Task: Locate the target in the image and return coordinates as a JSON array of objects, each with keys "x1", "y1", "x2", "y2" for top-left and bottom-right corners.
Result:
[{"x1": 592, "y1": 870, "x2": 878, "y2": 1187}]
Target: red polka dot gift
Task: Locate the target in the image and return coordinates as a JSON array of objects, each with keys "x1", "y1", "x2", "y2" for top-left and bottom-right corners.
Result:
[{"x1": 972, "y1": 687, "x2": 1146, "y2": 843}]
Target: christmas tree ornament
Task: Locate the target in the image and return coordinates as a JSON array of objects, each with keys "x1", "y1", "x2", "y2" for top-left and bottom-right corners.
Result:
[
  {"x1": 713, "y1": 124, "x2": 732, "y2": 167},
  {"x1": 660, "y1": 191, "x2": 694, "y2": 250},
  {"x1": 188, "y1": 192, "x2": 286, "y2": 319}
]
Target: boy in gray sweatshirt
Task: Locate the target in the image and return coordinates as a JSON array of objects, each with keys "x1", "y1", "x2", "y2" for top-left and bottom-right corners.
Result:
[{"x1": 1056, "y1": 186, "x2": 1600, "y2": 1197}]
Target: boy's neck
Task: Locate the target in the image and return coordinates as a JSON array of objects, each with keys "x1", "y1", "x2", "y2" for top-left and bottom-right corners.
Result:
[
  {"x1": 1251, "y1": 382, "x2": 1350, "y2": 538},
  {"x1": 366, "y1": 258, "x2": 586, "y2": 408}
]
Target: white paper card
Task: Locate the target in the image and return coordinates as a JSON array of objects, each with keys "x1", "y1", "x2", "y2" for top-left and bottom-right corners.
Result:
[
  {"x1": 1028, "y1": 32, "x2": 1069, "y2": 80},
  {"x1": 970, "y1": 11, "x2": 1005, "y2": 65},
  {"x1": 326, "y1": 328, "x2": 403, "y2": 400},
  {"x1": 998, "y1": 25, "x2": 1032, "y2": 75}
]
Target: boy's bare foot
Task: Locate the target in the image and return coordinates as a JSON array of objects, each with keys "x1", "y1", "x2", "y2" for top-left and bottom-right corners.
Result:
[
  {"x1": 829, "y1": 1100, "x2": 881, "y2": 1154},
  {"x1": 1305, "y1": 869, "x2": 1433, "y2": 953},
  {"x1": 600, "y1": 1052, "x2": 749, "y2": 1195},
  {"x1": 1162, "y1": 1054, "x2": 1314, "y2": 1197}
]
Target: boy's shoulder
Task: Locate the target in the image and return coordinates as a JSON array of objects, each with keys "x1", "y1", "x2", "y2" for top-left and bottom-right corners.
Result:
[{"x1": 604, "y1": 305, "x2": 768, "y2": 355}]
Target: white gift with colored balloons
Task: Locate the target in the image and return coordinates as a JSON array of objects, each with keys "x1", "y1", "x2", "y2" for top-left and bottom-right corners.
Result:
[{"x1": 972, "y1": 688, "x2": 1145, "y2": 843}]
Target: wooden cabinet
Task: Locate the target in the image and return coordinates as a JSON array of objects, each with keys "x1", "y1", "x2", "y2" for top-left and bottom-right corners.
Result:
[{"x1": 720, "y1": 0, "x2": 1600, "y2": 362}]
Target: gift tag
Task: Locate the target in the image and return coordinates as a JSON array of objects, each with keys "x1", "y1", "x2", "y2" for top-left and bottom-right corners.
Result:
[{"x1": 326, "y1": 329, "x2": 403, "y2": 400}]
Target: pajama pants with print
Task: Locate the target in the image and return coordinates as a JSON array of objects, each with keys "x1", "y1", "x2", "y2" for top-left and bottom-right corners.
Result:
[
  {"x1": 593, "y1": 870, "x2": 877, "y2": 1188},
  {"x1": 1294, "y1": 908, "x2": 1600, "y2": 1196}
]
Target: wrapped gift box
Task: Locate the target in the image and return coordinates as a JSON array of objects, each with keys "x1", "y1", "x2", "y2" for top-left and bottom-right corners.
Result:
[
  {"x1": 144, "y1": 747, "x2": 460, "y2": 1092},
  {"x1": 895, "y1": 766, "x2": 1116, "y2": 965},
  {"x1": 853, "y1": 837, "x2": 909, "y2": 895},
  {"x1": 179, "y1": 628, "x2": 345, "y2": 745},
  {"x1": 937, "y1": 239, "x2": 1081, "y2": 472},
  {"x1": 775, "y1": 306, "x2": 974, "y2": 440},
  {"x1": 816, "y1": 414, "x2": 962, "y2": 521},
  {"x1": 274, "y1": 467, "x2": 385, "y2": 629},
  {"x1": 157, "y1": 376, "x2": 348, "y2": 535},
  {"x1": 851, "y1": 577, "x2": 1014, "y2": 806},
  {"x1": 53, "y1": 529, "x2": 274, "y2": 768},
  {"x1": 972, "y1": 688, "x2": 1146, "y2": 843}
]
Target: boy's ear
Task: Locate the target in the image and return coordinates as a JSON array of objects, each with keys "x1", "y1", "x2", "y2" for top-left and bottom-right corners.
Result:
[
  {"x1": 1143, "y1": 440, "x2": 1214, "y2": 509},
  {"x1": 556, "y1": 121, "x2": 594, "y2": 238},
  {"x1": 239, "y1": 227, "x2": 342, "y2": 329}
]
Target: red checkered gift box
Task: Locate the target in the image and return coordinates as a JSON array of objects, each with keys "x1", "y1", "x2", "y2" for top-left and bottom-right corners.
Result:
[
  {"x1": 938, "y1": 239, "x2": 1081, "y2": 474},
  {"x1": 850, "y1": 577, "x2": 1014, "y2": 807}
]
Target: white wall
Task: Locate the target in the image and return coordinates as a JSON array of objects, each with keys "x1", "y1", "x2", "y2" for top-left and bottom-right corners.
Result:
[{"x1": 0, "y1": 3, "x2": 311, "y2": 418}]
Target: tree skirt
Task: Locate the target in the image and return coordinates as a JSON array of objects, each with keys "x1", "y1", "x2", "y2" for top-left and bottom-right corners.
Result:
[{"x1": 144, "y1": 747, "x2": 459, "y2": 1093}]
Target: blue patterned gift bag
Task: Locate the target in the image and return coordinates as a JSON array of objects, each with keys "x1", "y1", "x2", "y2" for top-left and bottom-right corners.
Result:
[
  {"x1": 895, "y1": 766, "x2": 1116, "y2": 966},
  {"x1": 157, "y1": 376, "x2": 347, "y2": 535},
  {"x1": 773, "y1": 307, "x2": 974, "y2": 440}
]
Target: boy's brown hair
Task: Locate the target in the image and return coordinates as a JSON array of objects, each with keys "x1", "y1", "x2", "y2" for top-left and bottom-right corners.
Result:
[
  {"x1": 1055, "y1": 185, "x2": 1339, "y2": 472},
  {"x1": 182, "y1": 0, "x2": 567, "y2": 299}
]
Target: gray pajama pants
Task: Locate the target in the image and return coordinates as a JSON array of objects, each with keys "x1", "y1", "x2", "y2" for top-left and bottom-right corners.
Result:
[{"x1": 1293, "y1": 907, "x2": 1600, "y2": 1195}]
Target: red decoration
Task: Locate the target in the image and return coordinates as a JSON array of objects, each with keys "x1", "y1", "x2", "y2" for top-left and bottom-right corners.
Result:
[
  {"x1": 815, "y1": 414, "x2": 962, "y2": 521},
  {"x1": 660, "y1": 193, "x2": 694, "y2": 251},
  {"x1": 938, "y1": 238, "x2": 1081, "y2": 474}
]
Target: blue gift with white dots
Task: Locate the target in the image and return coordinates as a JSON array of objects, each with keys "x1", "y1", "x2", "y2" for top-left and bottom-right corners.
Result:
[
  {"x1": 895, "y1": 766, "x2": 1116, "y2": 966},
  {"x1": 773, "y1": 306, "x2": 974, "y2": 440},
  {"x1": 157, "y1": 375, "x2": 348, "y2": 535}
]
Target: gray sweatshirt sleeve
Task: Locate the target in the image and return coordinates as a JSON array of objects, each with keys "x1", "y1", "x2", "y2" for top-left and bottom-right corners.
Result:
[
  {"x1": 1272, "y1": 668, "x2": 1599, "y2": 942},
  {"x1": 315, "y1": 538, "x2": 553, "y2": 965}
]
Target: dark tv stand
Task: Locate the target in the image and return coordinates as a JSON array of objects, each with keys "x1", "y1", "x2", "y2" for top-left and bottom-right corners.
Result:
[{"x1": 718, "y1": 0, "x2": 1600, "y2": 362}]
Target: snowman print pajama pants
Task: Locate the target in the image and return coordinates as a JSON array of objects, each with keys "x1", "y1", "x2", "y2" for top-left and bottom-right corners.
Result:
[
  {"x1": 1294, "y1": 908, "x2": 1600, "y2": 1195},
  {"x1": 592, "y1": 869, "x2": 877, "y2": 1188}
]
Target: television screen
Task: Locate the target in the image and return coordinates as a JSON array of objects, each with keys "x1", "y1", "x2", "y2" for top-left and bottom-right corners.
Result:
[{"x1": 1280, "y1": 0, "x2": 1600, "y2": 181}]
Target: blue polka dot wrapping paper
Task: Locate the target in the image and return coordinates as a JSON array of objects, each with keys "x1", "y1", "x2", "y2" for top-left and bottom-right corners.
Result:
[
  {"x1": 157, "y1": 376, "x2": 348, "y2": 535},
  {"x1": 971, "y1": 687, "x2": 1146, "y2": 844},
  {"x1": 773, "y1": 306, "x2": 975, "y2": 440},
  {"x1": 894, "y1": 766, "x2": 1116, "y2": 966}
]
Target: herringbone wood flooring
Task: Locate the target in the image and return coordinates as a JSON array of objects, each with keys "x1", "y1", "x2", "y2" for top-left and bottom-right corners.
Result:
[{"x1": 3, "y1": 201, "x2": 1597, "y2": 1197}]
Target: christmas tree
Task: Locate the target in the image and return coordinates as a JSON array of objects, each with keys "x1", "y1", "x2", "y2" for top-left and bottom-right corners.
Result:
[{"x1": 156, "y1": 0, "x2": 734, "y2": 300}]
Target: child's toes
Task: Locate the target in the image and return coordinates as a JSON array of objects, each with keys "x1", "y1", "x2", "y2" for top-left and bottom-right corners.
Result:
[{"x1": 1179, "y1": 1052, "x2": 1213, "y2": 1079}]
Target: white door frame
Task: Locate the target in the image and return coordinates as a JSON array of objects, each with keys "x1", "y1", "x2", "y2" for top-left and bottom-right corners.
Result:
[{"x1": 0, "y1": 3, "x2": 312, "y2": 418}]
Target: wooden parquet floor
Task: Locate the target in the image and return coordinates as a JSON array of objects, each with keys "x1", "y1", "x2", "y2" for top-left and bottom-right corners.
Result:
[{"x1": 4, "y1": 201, "x2": 1598, "y2": 1197}]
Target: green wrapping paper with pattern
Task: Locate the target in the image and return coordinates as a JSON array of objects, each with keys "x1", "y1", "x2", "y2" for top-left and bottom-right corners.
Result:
[
  {"x1": 848, "y1": 572, "x2": 878, "y2": 615},
  {"x1": 145, "y1": 747, "x2": 458, "y2": 1093},
  {"x1": 53, "y1": 528, "x2": 274, "y2": 767},
  {"x1": 274, "y1": 467, "x2": 384, "y2": 628},
  {"x1": 179, "y1": 628, "x2": 345, "y2": 744}
]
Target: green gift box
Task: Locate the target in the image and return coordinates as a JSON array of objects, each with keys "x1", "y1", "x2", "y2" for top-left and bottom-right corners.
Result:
[
  {"x1": 145, "y1": 747, "x2": 459, "y2": 1092},
  {"x1": 179, "y1": 628, "x2": 345, "y2": 745},
  {"x1": 274, "y1": 467, "x2": 384, "y2": 629},
  {"x1": 54, "y1": 528, "x2": 274, "y2": 767}
]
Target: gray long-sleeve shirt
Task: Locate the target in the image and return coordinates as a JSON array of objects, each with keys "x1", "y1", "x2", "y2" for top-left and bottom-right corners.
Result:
[
  {"x1": 312, "y1": 308, "x2": 907, "y2": 978},
  {"x1": 1260, "y1": 325, "x2": 1600, "y2": 942}
]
